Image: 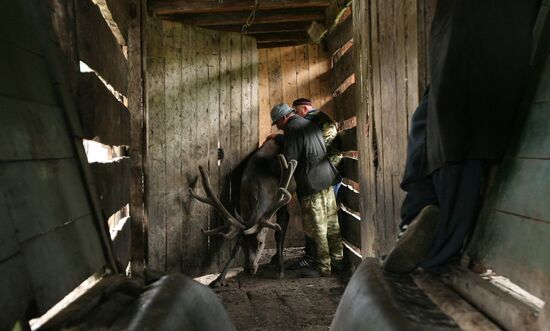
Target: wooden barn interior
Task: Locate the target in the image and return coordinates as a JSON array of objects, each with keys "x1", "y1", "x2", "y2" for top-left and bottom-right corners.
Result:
[{"x1": 1, "y1": 0, "x2": 549, "y2": 330}]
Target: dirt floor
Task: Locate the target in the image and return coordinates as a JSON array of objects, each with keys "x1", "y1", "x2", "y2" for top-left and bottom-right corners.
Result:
[{"x1": 195, "y1": 248, "x2": 350, "y2": 331}]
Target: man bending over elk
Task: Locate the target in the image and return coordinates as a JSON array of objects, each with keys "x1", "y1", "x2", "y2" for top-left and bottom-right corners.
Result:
[{"x1": 270, "y1": 103, "x2": 343, "y2": 277}]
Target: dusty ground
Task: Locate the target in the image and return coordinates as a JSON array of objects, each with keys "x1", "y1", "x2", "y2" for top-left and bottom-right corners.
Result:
[{"x1": 196, "y1": 248, "x2": 349, "y2": 331}]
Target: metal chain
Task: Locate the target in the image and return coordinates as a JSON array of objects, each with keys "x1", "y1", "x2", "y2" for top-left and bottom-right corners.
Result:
[{"x1": 242, "y1": 0, "x2": 260, "y2": 35}]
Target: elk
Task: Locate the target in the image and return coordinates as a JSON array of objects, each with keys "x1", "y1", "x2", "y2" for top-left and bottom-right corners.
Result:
[{"x1": 189, "y1": 139, "x2": 297, "y2": 287}]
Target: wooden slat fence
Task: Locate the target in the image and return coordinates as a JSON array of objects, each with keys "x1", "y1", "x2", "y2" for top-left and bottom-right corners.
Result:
[
  {"x1": 0, "y1": 1, "x2": 124, "y2": 326},
  {"x1": 145, "y1": 18, "x2": 259, "y2": 276},
  {"x1": 325, "y1": 11, "x2": 361, "y2": 265},
  {"x1": 352, "y1": 0, "x2": 436, "y2": 257}
]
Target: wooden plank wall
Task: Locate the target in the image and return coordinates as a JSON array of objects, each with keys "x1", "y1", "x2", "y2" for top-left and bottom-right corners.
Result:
[
  {"x1": 145, "y1": 18, "x2": 259, "y2": 276},
  {"x1": 257, "y1": 43, "x2": 334, "y2": 248},
  {"x1": 466, "y1": 3, "x2": 550, "y2": 301},
  {"x1": 353, "y1": 0, "x2": 436, "y2": 257},
  {"x1": 0, "y1": 0, "x2": 120, "y2": 327},
  {"x1": 323, "y1": 10, "x2": 362, "y2": 264},
  {"x1": 71, "y1": 0, "x2": 133, "y2": 268},
  {"x1": 258, "y1": 44, "x2": 333, "y2": 141}
]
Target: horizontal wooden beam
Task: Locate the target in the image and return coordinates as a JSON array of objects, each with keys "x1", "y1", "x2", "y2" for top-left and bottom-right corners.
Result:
[
  {"x1": 163, "y1": 8, "x2": 325, "y2": 26},
  {"x1": 75, "y1": 0, "x2": 128, "y2": 95},
  {"x1": 326, "y1": 13, "x2": 352, "y2": 55},
  {"x1": 330, "y1": 47, "x2": 354, "y2": 92},
  {"x1": 338, "y1": 126, "x2": 357, "y2": 151},
  {"x1": 78, "y1": 73, "x2": 130, "y2": 146},
  {"x1": 90, "y1": 157, "x2": 131, "y2": 218},
  {"x1": 340, "y1": 156, "x2": 359, "y2": 183},
  {"x1": 257, "y1": 40, "x2": 310, "y2": 49},
  {"x1": 150, "y1": 0, "x2": 330, "y2": 15},
  {"x1": 340, "y1": 207, "x2": 361, "y2": 248},
  {"x1": 334, "y1": 83, "x2": 356, "y2": 122},
  {"x1": 337, "y1": 182, "x2": 360, "y2": 213},
  {"x1": 207, "y1": 22, "x2": 309, "y2": 34},
  {"x1": 254, "y1": 31, "x2": 310, "y2": 43}
]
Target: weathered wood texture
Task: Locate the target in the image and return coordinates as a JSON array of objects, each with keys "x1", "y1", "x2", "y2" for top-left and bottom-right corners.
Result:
[
  {"x1": 353, "y1": 0, "x2": 436, "y2": 257},
  {"x1": 127, "y1": 0, "x2": 146, "y2": 276},
  {"x1": 78, "y1": 72, "x2": 130, "y2": 146},
  {"x1": 326, "y1": 12, "x2": 353, "y2": 55},
  {"x1": 330, "y1": 46, "x2": 353, "y2": 92},
  {"x1": 467, "y1": 4, "x2": 550, "y2": 301},
  {"x1": 94, "y1": 0, "x2": 130, "y2": 45},
  {"x1": 150, "y1": 0, "x2": 330, "y2": 15},
  {"x1": 337, "y1": 182, "x2": 359, "y2": 213},
  {"x1": 258, "y1": 44, "x2": 333, "y2": 141},
  {"x1": 90, "y1": 158, "x2": 131, "y2": 219},
  {"x1": 145, "y1": 18, "x2": 259, "y2": 276},
  {"x1": 333, "y1": 83, "x2": 356, "y2": 122},
  {"x1": 75, "y1": 0, "x2": 128, "y2": 95},
  {"x1": 0, "y1": 0, "x2": 112, "y2": 323},
  {"x1": 339, "y1": 208, "x2": 361, "y2": 249}
]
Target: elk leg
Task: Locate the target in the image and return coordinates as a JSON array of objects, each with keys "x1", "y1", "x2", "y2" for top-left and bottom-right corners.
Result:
[
  {"x1": 209, "y1": 237, "x2": 242, "y2": 288},
  {"x1": 274, "y1": 207, "x2": 290, "y2": 279}
]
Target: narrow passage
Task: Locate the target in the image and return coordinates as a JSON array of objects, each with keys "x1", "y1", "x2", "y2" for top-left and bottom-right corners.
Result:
[{"x1": 197, "y1": 248, "x2": 349, "y2": 331}]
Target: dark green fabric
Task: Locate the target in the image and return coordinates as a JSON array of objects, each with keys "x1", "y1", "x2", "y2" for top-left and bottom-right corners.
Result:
[{"x1": 283, "y1": 115, "x2": 338, "y2": 199}]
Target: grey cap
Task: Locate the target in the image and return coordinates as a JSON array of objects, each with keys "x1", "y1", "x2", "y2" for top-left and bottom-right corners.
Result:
[{"x1": 270, "y1": 103, "x2": 293, "y2": 125}]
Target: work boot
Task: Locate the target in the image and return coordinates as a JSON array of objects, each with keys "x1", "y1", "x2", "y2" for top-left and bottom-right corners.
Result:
[
  {"x1": 286, "y1": 255, "x2": 313, "y2": 270},
  {"x1": 300, "y1": 266, "x2": 329, "y2": 278},
  {"x1": 383, "y1": 205, "x2": 440, "y2": 273}
]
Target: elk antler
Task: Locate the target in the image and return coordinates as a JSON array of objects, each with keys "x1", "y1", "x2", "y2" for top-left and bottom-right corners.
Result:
[
  {"x1": 189, "y1": 165, "x2": 245, "y2": 238},
  {"x1": 243, "y1": 155, "x2": 297, "y2": 235}
]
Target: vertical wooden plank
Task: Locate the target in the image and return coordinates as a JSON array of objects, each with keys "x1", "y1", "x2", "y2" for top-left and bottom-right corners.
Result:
[
  {"x1": 241, "y1": 36, "x2": 252, "y2": 158},
  {"x1": 296, "y1": 44, "x2": 311, "y2": 100},
  {"x1": 250, "y1": 40, "x2": 259, "y2": 148},
  {"x1": 180, "y1": 25, "x2": 196, "y2": 274},
  {"x1": 258, "y1": 48, "x2": 271, "y2": 140},
  {"x1": 393, "y1": 0, "x2": 409, "y2": 238},
  {"x1": 163, "y1": 21, "x2": 183, "y2": 272},
  {"x1": 218, "y1": 32, "x2": 232, "y2": 268},
  {"x1": 267, "y1": 47, "x2": 283, "y2": 106},
  {"x1": 207, "y1": 29, "x2": 221, "y2": 271},
  {"x1": 146, "y1": 16, "x2": 166, "y2": 271},
  {"x1": 281, "y1": 46, "x2": 298, "y2": 105},
  {"x1": 308, "y1": 43, "x2": 321, "y2": 108},
  {"x1": 318, "y1": 46, "x2": 334, "y2": 117},
  {"x1": 194, "y1": 26, "x2": 211, "y2": 274}
]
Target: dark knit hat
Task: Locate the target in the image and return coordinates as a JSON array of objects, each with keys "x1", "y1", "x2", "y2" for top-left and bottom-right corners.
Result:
[{"x1": 292, "y1": 98, "x2": 312, "y2": 107}]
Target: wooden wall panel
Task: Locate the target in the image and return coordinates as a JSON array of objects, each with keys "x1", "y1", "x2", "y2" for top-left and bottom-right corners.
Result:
[
  {"x1": 468, "y1": 12, "x2": 550, "y2": 299},
  {"x1": 78, "y1": 72, "x2": 130, "y2": 146},
  {"x1": 145, "y1": 18, "x2": 259, "y2": 275},
  {"x1": 0, "y1": 0, "x2": 113, "y2": 320},
  {"x1": 258, "y1": 43, "x2": 334, "y2": 141},
  {"x1": 326, "y1": 13, "x2": 353, "y2": 55},
  {"x1": 75, "y1": 0, "x2": 128, "y2": 95},
  {"x1": 333, "y1": 83, "x2": 356, "y2": 122},
  {"x1": 90, "y1": 158, "x2": 131, "y2": 219},
  {"x1": 353, "y1": 0, "x2": 436, "y2": 256}
]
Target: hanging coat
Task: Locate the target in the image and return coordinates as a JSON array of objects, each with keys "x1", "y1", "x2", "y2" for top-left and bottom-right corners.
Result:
[{"x1": 426, "y1": 0, "x2": 541, "y2": 174}]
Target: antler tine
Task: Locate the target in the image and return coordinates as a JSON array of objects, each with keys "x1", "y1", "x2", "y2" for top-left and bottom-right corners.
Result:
[
  {"x1": 277, "y1": 154, "x2": 297, "y2": 190},
  {"x1": 190, "y1": 166, "x2": 246, "y2": 237}
]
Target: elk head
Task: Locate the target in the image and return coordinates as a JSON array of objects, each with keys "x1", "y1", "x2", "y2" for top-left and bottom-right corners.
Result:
[{"x1": 189, "y1": 154, "x2": 297, "y2": 275}]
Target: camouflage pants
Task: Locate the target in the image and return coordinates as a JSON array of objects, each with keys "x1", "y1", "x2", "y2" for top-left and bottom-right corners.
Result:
[{"x1": 300, "y1": 187, "x2": 343, "y2": 274}]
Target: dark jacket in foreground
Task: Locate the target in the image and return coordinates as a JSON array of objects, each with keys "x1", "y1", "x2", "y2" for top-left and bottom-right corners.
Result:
[
  {"x1": 426, "y1": 0, "x2": 540, "y2": 174},
  {"x1": 283, "y1": 115, "x2": 337, "y2": 199}
]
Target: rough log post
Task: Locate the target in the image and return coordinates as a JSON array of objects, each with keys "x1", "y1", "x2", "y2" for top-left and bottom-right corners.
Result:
[{"x1": 128, "y1": 0, "x2": 146, "y2": 277}]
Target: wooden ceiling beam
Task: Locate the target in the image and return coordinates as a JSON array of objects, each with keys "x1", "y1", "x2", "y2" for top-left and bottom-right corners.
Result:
[
  {"x1": 253, "y1": 31, "x2": 310, "y2": 43},
  {"x1": 163, "y1": 8, "x2": 325, "y2": 26},
  {"x1": 257, "y1": 40, "x2": 311, "y2": 49},
  {"x1": 150, "y1": 0, "x2": 330, "y2": 15},
  {"x1": 207, "y1": 22, "x2": 309, "y2": 34}
]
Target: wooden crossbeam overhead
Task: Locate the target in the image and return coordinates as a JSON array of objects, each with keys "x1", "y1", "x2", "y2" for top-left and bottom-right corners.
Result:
[
  {"x1": 150, "y1": 0, "x2": 330, "y2": 15},
  {"x1": 163, "y1": 8, "x2": 325, "y2": 26},
  {"x1": 253, "y1": 31, "x2": 309, "y2": 43},
  {"x1": 207, "y1": 22, "x2": 310, "y2": 34},
  {"x1": 257, "y1": 39, "x2": 310, "y2": 48}
]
